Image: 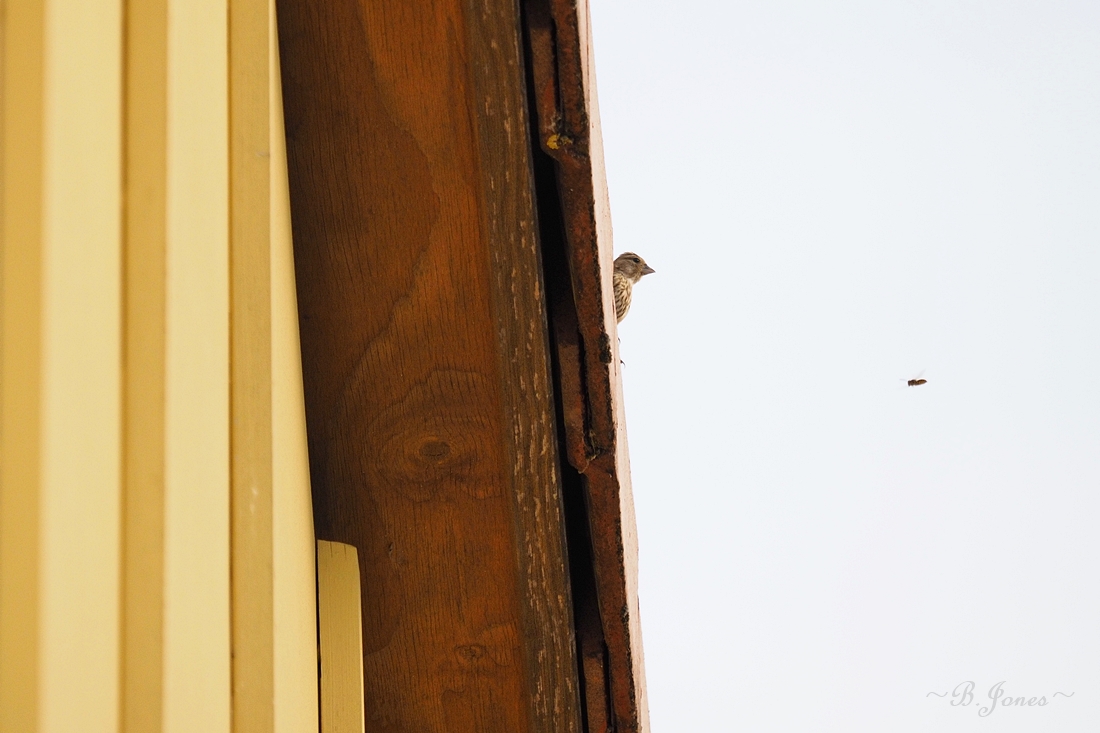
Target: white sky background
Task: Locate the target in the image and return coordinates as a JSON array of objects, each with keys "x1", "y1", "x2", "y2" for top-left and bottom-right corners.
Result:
[{"x1": 590, "y1": 1, "x2": 1100, "y2": 730}]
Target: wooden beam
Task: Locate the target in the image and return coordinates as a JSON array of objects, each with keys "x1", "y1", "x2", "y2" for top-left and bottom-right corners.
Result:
[{"x1": 276, "y1": 1, "x2": 581, "y2": 732}]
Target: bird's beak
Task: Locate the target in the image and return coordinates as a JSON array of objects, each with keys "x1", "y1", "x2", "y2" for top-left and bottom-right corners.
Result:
[{"x1": 641, "y1": 264, "x2": 656, "y2": 276}]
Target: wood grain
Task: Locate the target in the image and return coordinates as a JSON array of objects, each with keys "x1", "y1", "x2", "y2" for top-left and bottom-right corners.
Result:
[{"x1": 276, "y1": 1, "x2": 580, "y2": 731}]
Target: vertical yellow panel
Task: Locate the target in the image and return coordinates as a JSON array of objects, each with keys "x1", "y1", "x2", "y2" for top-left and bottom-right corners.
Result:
[
  {"x1": 122, "y1": 0, "x2": 168, "y2": 729},
  {"x1": 316, "y1": 542, "x2": 365, "y2": 733},
  {"x1": 0, "y1": 1, "x2": 45, "y2": 731},
  {"x1": 124, "y1": 1, "x2": 233, "y2": 731},
  {"x1": 39, "y1": 1, "x2": 123, "y2": 733},
  {"x1": 270, "y1": 2, "x2": 320, "y2": 730},
  {"x1": 230, "y1": 0, "x2": 274, "y2": 730},
  {"x1": 163, "y1": 0, "x2": 233, "y2": 731}
]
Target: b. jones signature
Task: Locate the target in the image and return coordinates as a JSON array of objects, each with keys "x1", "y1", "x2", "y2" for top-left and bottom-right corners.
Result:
[{"x1": 927, "y1": 681, "x2": 1075, "y2": 717}]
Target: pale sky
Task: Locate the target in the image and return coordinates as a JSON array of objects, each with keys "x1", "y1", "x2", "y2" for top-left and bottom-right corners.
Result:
[{"x1": 591, "y1": 1, "x2": 1100, "y2": 730}]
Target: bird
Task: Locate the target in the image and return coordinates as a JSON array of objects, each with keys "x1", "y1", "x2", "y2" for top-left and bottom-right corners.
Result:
[{"x1": 612, "y1": 252, "x2": 655, "y2": 322}]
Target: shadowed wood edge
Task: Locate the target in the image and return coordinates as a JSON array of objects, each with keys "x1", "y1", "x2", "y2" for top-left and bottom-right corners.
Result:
[
  {"x1": 463, "y1": 0, "x2": 584, "y2": 731},
  {"x1": 523, "y1": 0, "x2": 651, "y2": 729}
]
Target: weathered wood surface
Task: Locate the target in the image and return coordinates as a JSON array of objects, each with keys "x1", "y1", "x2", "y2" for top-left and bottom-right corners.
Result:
[
  {"x1": 525, "y1": 0, "x2": 651, "y2": 730},
  {"x1": 276, "y1": 1, "x2": 581, "y2": 732}
]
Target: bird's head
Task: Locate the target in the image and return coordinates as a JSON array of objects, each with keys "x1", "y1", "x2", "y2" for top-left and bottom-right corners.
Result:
[{"x1": 613, "y1": 252, "x2": 655, "y2": 283}]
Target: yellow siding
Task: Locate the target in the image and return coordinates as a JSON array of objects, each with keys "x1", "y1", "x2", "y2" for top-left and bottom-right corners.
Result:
[
  {"x1": 271, "y1": 3, "x2": 321, "y2": 726},
  {"x1": 163, "y1": 0, "x2": 233, "y2": 730},
  {"x1": 40, "y1": 0, "x2": 123, "y2": 731},
  {"x1": 316, "y1": 542, "x2": 365, "y2": 733},
  {"x1": 122, "y1": 0, "x2": 169, "y2": 726},
  {"x1": 0, "y1": 1, "x2": 46, "y2": 730},
  {"x1": 1, "y1": 1, "x2": 318, "y2": 731},
  {"x1": 229, "y1": 0, "x2": 275, "y2": 729}
]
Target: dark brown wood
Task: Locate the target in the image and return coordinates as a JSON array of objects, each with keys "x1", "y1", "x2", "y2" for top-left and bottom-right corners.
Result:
[
  {"x1": 276, "y1": 1, "x2": 581, "y2": 732},
  {"x1": 524, "y1": 0, "x2": 651, "y2": 730}
]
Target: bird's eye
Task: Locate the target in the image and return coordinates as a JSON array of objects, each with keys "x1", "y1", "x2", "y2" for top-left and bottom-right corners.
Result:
[{"x1": 632, "y1": 257, "x2": 640, "y2": 263}]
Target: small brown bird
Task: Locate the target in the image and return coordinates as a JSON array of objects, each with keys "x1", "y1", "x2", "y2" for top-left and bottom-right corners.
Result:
[{"x1": 613, "y1": 252, "x2": 655, "y2": 322}]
